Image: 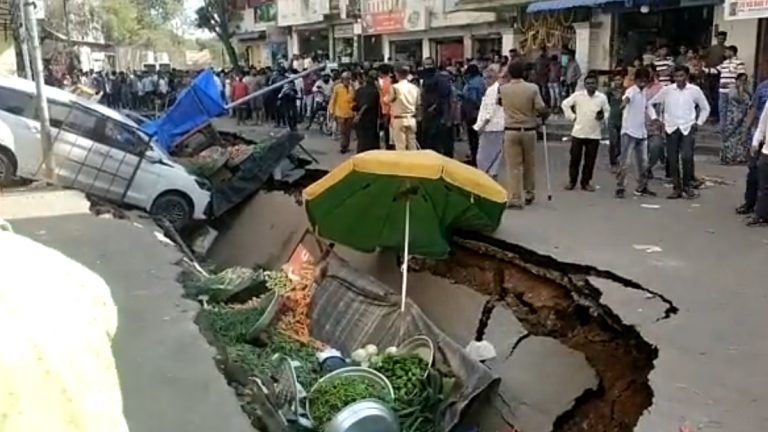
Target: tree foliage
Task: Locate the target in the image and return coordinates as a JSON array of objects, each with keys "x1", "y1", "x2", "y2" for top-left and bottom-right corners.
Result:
[{"x1": 194, "y1": 0, "x2": 241, "y2": 67}]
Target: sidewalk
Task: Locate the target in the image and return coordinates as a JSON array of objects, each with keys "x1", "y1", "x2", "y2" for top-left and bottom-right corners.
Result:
[{"x1": 1, "y1": 192, "x2": 254, "y2": 432}]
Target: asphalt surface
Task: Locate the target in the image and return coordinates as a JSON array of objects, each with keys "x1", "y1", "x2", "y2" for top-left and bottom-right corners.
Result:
[
  {"x1": 2, "y1": 209, "x2": 253, "y2": 432},
  {"x1": 218, "y1": 117, "x2": 768, "y2": 431},
  {"x1": 2, "y1": 115, "x2": 764, "y2": 432}
]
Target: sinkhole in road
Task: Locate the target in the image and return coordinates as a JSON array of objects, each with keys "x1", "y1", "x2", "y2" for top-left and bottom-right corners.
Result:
[
  {"x1": 412, "y1": 231, "x2": 677, "y2": 432},
  {"x1": 209, "y1": 186, "x2": 678, "y2": 432}
]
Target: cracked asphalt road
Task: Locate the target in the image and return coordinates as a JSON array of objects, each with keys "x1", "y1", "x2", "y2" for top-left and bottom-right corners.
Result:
[{"x1": 217, "y1": 118, "x2": 768, "y2": 431}]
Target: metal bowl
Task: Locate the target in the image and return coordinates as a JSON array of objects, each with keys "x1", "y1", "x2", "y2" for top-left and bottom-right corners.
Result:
[
  {"x1": 398, "y1": 335, "x2": 435, "y2": 374},
  {"x1": 246, "y1": 289, "x2": 281, "y2": 339},
  {"x1": 324, "y1": 399, "x2": 399, "y2": 432},
  {"x1": 307, "y1": 367, "x2": 395, "y2": 425}
]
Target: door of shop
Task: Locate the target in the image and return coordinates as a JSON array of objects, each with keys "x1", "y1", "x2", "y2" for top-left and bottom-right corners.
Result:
[
  {"x1": 757, "y1": 18, "x2": 768, "y2": 83},
  {"x1": 436, "y1": 40, "x2": 463, "y2": 65}
]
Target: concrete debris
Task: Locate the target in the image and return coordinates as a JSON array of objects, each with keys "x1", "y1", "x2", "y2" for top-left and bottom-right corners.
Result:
[
  {"x1": 633, "y1": 244, "x2": 663, "y2": 253},
  {"x1": 154, "y1": 231, "x2": 175, "y2": 247}
]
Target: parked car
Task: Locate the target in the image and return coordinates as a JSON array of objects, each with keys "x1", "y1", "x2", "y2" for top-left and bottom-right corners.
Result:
[{"x1": 0, "y1": 76, "x2": 210, "y2": 227}]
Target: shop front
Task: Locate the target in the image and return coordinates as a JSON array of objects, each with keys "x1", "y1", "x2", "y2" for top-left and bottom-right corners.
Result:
[
  {"x1": 333, "y1": 24, "x2": 356, "y2": 62},
  {"x1": 390, "y1": 39, "x2": 423, "y2": 61},
  {"x1": 473, "y1": 35, "x2": 502, "y2": 58},
  {"x1": 434, "y1": 38, "x2": 464, "y2": 65},
  {"x1": 614, "y1": 3, "x2": 716, "y2": 67},
  {"x1": 723, "y1": 0, "x2": 768, "y2": 81},
  {"x1": 296, "y1": 27, "x2": 331, "y2": 58}
]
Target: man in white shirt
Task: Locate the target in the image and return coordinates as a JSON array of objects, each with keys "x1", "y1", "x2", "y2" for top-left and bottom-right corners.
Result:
[
  {"x1": 649, "y1": 65, "x2": 710, "y2": 199},
  {"x1": 561, "y1": 73, "x2": 611, "y2": 191},
  {"x1": 616, "y1": 67, "x2": 657, "y2": 199},
  {"x1": 474, "y1": 64, "x2": 506, "y2": 178},
  {"x1": 747, "y1": 99, "x2": 768, "y2": 225}
]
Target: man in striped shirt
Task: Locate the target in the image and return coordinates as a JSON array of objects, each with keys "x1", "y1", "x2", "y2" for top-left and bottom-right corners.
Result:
[
  {"x1": 653, "y1": 45, "x2": 675, "y2": 87},
  {"x1": 705, "y1": 45, "x2": 747, "y2": 132}
]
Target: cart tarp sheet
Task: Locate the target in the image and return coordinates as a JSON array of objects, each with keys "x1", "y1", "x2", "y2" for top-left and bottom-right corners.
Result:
[
  {"x1": 141, "y1": 69, "x2": 226, "y2": 151},
  {"x1": 209, "y1": 131, "x2": 302, "y2": 217},
  {"x1": 310, "y1": 256, "x2": 500, "y2": 430}
]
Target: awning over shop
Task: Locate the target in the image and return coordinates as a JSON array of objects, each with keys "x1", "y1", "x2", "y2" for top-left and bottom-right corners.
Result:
[
  {"x1": 452, "y1": 0, "x2": 529, "y2": 12},
  {"x1": 527, "y1": 0, "x2": 620, "y2": 12}
]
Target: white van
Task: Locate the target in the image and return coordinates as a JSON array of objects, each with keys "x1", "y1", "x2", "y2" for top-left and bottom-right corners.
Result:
[{"x1": 0, "y1": 76, "x2": 211, "y2": 226}]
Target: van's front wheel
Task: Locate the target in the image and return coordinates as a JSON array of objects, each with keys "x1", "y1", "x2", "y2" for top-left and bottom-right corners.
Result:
[
  {"x1": 150, "y1": 191, "x2": 193, "y2": 229},
  {"x1": 0, "y1": 148, "x2": 17, "y2": 187}
]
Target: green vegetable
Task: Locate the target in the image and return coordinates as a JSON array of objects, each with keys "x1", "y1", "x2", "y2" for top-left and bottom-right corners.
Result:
[
  {"x1": 374, "y1": 355, "x2": 443, "y2": 432},
  {"x1": 225, "y1": 332, "x2": 321, "y2": 389},
  {"x1": 308, "y1": 376, "x2": 392, "y2": 427},
  {"x1": 374, "y1": 354, "x2": 428, "y2": 402},
  {"x1": 203, "y1": 302, "x2": 268, "y2": 345},
  {"x1": 265, "y1": 270, "x2": 293, "y2": 293}
]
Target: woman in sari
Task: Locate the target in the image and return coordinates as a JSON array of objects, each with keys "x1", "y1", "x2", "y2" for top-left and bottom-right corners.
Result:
[{"x1": 722, "y1": 73, "x2": 751, "y2": 165}]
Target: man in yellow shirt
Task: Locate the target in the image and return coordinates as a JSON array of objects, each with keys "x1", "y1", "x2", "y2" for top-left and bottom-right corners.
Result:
[{"x1": 329, "y1": 71, "x2": 356, "y2": 153}]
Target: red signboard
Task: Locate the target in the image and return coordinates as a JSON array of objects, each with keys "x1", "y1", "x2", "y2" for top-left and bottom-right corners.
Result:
[{"x1": 364, "y1": 10, "x2": 406, "y2": 33}]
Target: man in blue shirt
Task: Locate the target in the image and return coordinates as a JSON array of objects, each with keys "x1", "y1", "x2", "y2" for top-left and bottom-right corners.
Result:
[
  {"x1": 462, "y1": 64, "x2": 486, "y2": 165},
  {"x1": 736, "y1": 78, "x2": 768, "y2": 215}
]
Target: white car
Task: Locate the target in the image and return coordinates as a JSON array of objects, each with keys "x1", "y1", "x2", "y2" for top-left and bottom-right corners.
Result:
[{"x1": 0, "y1": 76, "x2": 211, "y2": 226}]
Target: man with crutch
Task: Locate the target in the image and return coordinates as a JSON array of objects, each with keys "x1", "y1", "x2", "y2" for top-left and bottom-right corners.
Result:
[{"x1": 499, "y1": 61, "x2": 550, "y2": 209}]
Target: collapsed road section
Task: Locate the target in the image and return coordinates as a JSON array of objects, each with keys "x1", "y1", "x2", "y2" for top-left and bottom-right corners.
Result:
[
  {"x1": 414, "y1": 231, "x2": 678, "y2": 432},
  {"x1": 204, "y1": 181, "x2": 678, "y2": 432}
]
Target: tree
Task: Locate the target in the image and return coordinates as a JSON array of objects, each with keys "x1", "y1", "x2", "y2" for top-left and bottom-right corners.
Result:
[{"x1": 194, "y1": 0, "x2": 240, "y2": 67}]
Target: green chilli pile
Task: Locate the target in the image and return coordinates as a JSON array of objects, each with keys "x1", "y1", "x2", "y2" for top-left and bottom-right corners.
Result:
[
  {"x1": 374, "y1": 355, "x2": 444, "y2": 432},
  {"x1": 308, "y1": 375, "x2": 393, "y2": 427}
]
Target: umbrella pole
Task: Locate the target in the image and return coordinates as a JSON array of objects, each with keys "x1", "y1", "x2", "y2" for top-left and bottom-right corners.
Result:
[{"x1": 400, "y1": 199, "x2": 410, "y2": 313}]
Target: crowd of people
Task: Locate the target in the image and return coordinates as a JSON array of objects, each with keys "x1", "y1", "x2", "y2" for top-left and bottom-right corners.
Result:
[
  {"x1": 220, "y1": 38, "x2": 768, "y2": 226},
  {"x1": 42, "y1": 35, "x2": 768, "y2": 228},
  {"x1": 44, "y1": 68, "x2": 185, "y2": 112}
]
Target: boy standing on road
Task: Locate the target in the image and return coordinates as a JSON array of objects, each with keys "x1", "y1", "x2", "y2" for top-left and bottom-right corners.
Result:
[
  {"x1": 648, "y1": 66, "x2": 710, "y2": 199},
  {"x1": 615, "y1": 68, "x2": 656, "y2": 199},
  {"x1": 561, "y1": 73, "x2": 611, "y2": 192}
]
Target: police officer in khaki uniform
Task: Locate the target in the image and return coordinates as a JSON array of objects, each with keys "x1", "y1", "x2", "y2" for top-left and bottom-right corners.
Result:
[
  {"x1": 386, "y1": 64, "x2": 421, "y2": 150},
  {"x1": 499, "y1": 61, "x2": 549, "y2": 208}
]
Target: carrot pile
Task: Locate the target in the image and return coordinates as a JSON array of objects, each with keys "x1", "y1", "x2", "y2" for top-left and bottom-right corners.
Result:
[{"x1": 275, "y1": 276, "x2": 325, "y2": 349}]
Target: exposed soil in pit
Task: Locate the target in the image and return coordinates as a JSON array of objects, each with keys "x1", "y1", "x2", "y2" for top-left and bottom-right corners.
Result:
[
  {"x1": 413, "y1": 231, "x2": 678, "y2": 432},
  {"x1": 207, "y1": 169, "x2": 679, "y2": 432}
]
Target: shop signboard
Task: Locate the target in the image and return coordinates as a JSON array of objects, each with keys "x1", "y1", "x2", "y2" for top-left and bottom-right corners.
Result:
[
  {"x1": 361, "y1": 0, "x2": 426, "y2": 34},
  {"x1": 724, "y1": 0, "x2": 768, "y2": 20},
  {"x1": 252, "y1": 0, "x2": 277, "y2": 24},
  {"x1": 277, "y1": 0, "x2": 330, "y2": 26}
]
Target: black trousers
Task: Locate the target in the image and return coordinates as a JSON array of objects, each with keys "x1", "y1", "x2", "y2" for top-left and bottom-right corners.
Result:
[
  {"x1": 755, "y1": 154, "x2": 768, "y2": 219},
  {"x1": 569, "y1": 137, "x2": 600, "y2": 187},
  {"x1": 666, "y1": 129, "x2": 695, "y2": 191},
  {"x1": 466, "y1": 118, "x2": 479, "y2": 165},
  {"x1": 607, "y1": 123, "x2": 621, "y2": 167},
  {"x1": 745, "y1": 148, "x2": 762, "y2": 209}
]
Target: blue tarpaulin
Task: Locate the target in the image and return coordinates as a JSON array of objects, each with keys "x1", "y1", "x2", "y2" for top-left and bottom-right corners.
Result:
[{"x1": 141, "y1": 69, "x2": 226, "y2": 151}]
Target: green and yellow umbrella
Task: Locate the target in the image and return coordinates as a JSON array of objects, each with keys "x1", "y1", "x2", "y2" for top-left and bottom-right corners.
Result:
[{"x1": 303, "y1": 150, "x2": 507, "y2": 311}]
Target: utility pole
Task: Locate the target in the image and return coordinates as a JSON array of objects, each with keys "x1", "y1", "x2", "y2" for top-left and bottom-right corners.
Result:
[
  {"x1": 11, "y1": 0, "x2": 32, "y2": 79},
  {"x1": 24, "y1": 0, "x2": 54, "y2": 179},
  {"x1": 62, "y1": 0, "x2": 70, "y2": 45}
]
